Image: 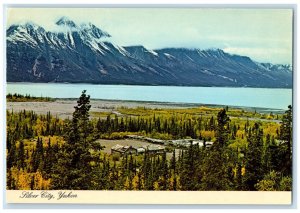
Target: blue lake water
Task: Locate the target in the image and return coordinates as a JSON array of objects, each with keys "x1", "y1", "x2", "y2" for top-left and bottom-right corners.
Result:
[{"x1": 6, "y1": 83, "x2": 292, "y2": 110}]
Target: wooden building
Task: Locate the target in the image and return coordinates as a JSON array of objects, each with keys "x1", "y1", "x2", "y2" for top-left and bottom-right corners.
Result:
[{"x1": 111, "y1": 144, "x2": 137, "y2": 156}]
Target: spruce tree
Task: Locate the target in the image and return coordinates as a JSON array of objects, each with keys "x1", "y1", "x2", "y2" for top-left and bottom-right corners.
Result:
[
  {"x1": 32, "y1": 137, "x2": 44, "y2": 172},
  {"x1": 180, "y1": 143, "x2": 199, "y2": 190},
  {"x1": 263, "y1": 134, "x2": 272, "y2": 173},
  {"x1": 244, "y1": 123, "x2": 264, "y2": 190},
  {"x1": 51, "y1": 90, "x2": 102, "y2": 189},
  {"x1": 201, "y1": 109, "x2": 231, "y2": 190},
  {"x1": 17, "y1": 140, "x2": 25, "y2": 170},
  {"x1": 43, "y1": 138, "x2": 53, "y2": 178},
  {"x1": 7, "y1": 169, "x2": 13, "y2": 189},
  {"x1": 7, "y1": 140, "x2": 16, "y2": 169},
  {"x1": 279, "y1": 105, "x2": 292, "y2": 176}
]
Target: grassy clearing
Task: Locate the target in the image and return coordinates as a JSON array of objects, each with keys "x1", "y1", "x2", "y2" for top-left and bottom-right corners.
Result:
[{"x1": 117, "y1": 106, "x2": 282, "y2": 120}]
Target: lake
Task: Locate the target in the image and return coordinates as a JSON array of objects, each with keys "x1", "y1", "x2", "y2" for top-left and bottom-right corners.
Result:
[{"x1": 6, "y1": 83, "x2": 292, "y2": 110}]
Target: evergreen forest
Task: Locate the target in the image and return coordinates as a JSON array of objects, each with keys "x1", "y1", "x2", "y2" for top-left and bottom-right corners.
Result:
[{"x1": 6, "y1": 90, "x2": 292, "y2": 191}]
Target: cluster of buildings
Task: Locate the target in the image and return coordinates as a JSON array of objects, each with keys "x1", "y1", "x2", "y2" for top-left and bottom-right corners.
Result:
[
  {"x1": 165, "y1": 139, "x2": 214, "y2": 148},
  {"x1": 111, "y1": 144, "x2": 165, "y2": 156},
  {"x1": 110, "y1": 135, "x2": 215, "y2": 156},
  {"x1": 126, "y1": 135, "x2": 214, "y2": 148},
  {"x1": 126, "y1": 135, "x2": 165, "y2": 144}
]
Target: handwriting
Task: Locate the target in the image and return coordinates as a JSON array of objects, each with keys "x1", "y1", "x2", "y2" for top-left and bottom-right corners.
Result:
[
  {"x1": 19, "y1": 191, "x2": 39, "y2": 198},
  {"x1": 18, "y1": 191, "x2": 78, "y2": 201},
  {"x1": 57, "y1": 191, "x2": 78, "y2": 200}
]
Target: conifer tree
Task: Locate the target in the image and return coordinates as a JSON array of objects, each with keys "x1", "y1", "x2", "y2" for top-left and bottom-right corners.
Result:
[
  {"x1": 263, "y1": 134, "x2": 272, "y2": 173},
  {"x1": 170, "y1": 149, "x2": 176, "y2": 173},
  {"x1": 244, "y1": 123, "x2": 264, "y2": 190},
  {"x1": 235, "y1": 162, "x2": 243, "y2": 190},
  {"x1": 51, "y1": 90, "x2": 102, "y2": 189},
  {"x1": 201, "y1": 109, "x2": 231, "y2": 190},
  {"x1": 32, "y1": 137, "x2": 44, "y2": 172},
  {"x1": 7, "y1": 140, "x2": 17, "y2": 169},
  {"x1": 43, "y1": 138, "x2": 54, "y2": 178},
  {"x1": 7, "y1": 169, "x2": 13, "y2": 189},
  {"x1": 159, "y1": 152, "x2": 169, "y2": 190},
  {"x1": 17, "y1": 140, "x2": 25, "y2": 169},
  {"x1": 279, "y1": 105, "x2": 292, "y2": 176}
]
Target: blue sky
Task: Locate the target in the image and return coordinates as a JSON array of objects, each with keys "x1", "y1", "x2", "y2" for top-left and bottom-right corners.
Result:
[{"x1": 7, "y1": 8, "x2": 293, "y2": 64}]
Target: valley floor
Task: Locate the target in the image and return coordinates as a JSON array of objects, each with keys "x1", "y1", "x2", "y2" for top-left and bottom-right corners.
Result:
[{"x1": 6, "y1": 98, "x2": 284, "y2": 120}]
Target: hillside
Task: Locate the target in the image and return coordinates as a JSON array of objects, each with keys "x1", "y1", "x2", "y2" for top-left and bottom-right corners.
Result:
[{"x1": 6, "y1": 17, "x2": 292, "y2": 88}]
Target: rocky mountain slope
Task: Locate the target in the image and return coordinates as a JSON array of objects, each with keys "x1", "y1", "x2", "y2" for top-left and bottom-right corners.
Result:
[{"x1": 6, "y1": 17, "x2": 292, "y2": 88}]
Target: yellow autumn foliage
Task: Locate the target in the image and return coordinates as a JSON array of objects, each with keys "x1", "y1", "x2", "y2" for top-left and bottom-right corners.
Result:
[
  {"x1": 242, "y1": 167, "x2": 246, "y2": 176},
  {"x1": 153, "y1": 181, "x2": 160, "y2": 190},
  {"x1": 262, "y1": 123, "x2": 280, "y2": 138},
  {"x1": 9, "y1": 167, "x2": 51, "y2": 190},
  {"x1": 33, "y1": 171, "x2": 51, "y2": 190},
  {"x1": 131, "y1": 174, "x2": 140, "y2": 190},
  {"x1": 200, "y1": 130, "x2": 215, "y2": 140},
  {"x1": 123, "y1": 176, "x2": 130, "y2": 190},
  {"x1": 236, "y1": 130, "x2": 245, "y2": 139},
  {"x1": 16, "y1": 170, "x2": 31, "y2": 190}
]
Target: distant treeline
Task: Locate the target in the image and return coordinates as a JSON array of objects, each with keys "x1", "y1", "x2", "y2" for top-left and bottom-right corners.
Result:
[
  {"x1": 7, "y1": 93, "x2": 53, "y2": 102},
  {"x1": 6, "y1": 90, "x2": 292, "y2": 191}
]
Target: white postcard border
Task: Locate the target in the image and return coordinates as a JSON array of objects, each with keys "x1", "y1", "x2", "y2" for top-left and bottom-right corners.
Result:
[{"x1": 6, "y1": 190, "x2": 292, "y2": 205}]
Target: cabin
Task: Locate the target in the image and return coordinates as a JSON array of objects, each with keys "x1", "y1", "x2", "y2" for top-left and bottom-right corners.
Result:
[
  {"x1": 111, "y1": 144, "x2": 137, "y2": 156},
  {"x1": 144, "y1": 137, "x2": 165, "y2": 144},
  {"x1": 168, "y1": 139, "x2": 194, "y2": 147},
  {"x1": 204, "y1": 141, "x2": 214, "y2": 148},
  {"x1": 144, "y1": 145, "x2": 165, "y2": 155},
  {"x1": 110, "y1": 144, "x2": 166, "y2": 156},
  {"x1": 166, "y1": 139, "x2": 214, "y2": 148},
  {"x1": 136, "y1": 147, "x2": 146, "y2": 154}
]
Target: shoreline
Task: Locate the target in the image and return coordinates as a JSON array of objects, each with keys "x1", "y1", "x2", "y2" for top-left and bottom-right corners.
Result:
[
  {"x1": 6, "y1": 81, "x2": 293, "y2": 89},
  {"x1": 6, "y1": 98, "x2": 286, "y2": 120},
  {"x1": 60, "y1": 97, "x2": 286, "y2": 113}
]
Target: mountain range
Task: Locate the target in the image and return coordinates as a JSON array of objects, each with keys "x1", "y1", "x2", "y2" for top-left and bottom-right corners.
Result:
[{"x1": 6, "y1": 17, "x2": 292, "y2": 88}]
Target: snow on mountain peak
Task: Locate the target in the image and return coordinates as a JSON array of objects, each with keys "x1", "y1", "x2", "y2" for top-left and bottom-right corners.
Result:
[
  {"x1": 7, "y1": 17, "x2": 114, "y2": 54},
  {"x1": 80, "y1": 22, "x2": 111, "y2": 39},
  {"x1": 54, "y1": 17, "x2": 111, "y2": 39},
  {"x1": 6, "y1": 18, "x2": 292, "y2": 88},
  {"x1": 7, "y1": 22, "x2": 45, "y2": 36},
  {"x1": 56, "y1": 16, "x2": 77, "y2": 28},
  {"x1": 6, "y1": 22, "x2": 47, "y2": 47}
]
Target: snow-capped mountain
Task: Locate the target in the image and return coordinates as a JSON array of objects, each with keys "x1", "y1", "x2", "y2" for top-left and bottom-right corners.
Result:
[{"x1": 6, "y1": 17, "x2": 292, "y2": 88}]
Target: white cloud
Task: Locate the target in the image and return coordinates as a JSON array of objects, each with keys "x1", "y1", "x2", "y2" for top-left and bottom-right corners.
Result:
[
  {"x1": 6, "y1": 7, "x2": 293, "y2": 64},
  {"x1": 223, "y1": 47, "x2": 292, "y2": 64}
]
